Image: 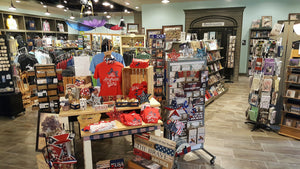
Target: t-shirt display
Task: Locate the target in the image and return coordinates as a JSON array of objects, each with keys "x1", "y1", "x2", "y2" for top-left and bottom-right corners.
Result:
[
  {"x1": 6, "y1": 15, "x2": 18, "y2": 30},
  {"x1": 89, "y1": 52, "x2": 125, "y2": 86},
  {"x1": 27, "y1": 20, "x2": 35, "y2": 30},
  {"x1": 43, "y1": 20, "x2": 50, "y2": 31},
  {"x1": 57, "y1": 23, "x2": 64, "y2": 32},
  {"x1": 93, "y1": 61, "x2": 124, "y2": 96}
]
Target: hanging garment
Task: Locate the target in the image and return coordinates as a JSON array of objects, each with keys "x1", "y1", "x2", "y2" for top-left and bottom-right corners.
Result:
[
  {"x1": 27, "y1": 20, "x2": 35, "y2": 30},
  {"x1": 89, "y1": 52, "x2": 125, "y2": 86},
  {"x1": 18, "y1": 53, "x2": 38, "y2": 72},
  {"x1": 6, "y1": 16, "x2": 18, "y2": 30},
  {"x1": 43, "y1": 20, "x2": 50, "y2": 31},
  {"x1": 57, "y1": 23, "x2": 64, "y2": 32},
  {"x1": 93, "y1": 61, "x2": 123, "y2": 96}
]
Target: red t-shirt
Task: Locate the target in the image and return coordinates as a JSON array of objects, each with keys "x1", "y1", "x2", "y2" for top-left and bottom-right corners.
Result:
[{"x1": 94, "y1": 61, "x2": 124, "y2": 96}]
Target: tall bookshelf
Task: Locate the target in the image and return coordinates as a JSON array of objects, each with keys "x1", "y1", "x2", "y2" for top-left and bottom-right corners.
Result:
[{"x1": 120, "y1": 35, "x2": 146, "y2": 55}]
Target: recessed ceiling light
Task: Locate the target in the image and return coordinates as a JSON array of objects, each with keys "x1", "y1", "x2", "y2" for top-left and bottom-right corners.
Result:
[
  {"x1": 94, "y1": 0, "x2": 99, "y2": 3},
  {"x1": 125, "y1": 2, "x2": 130, "y2": 5},
  {"x1": 135, "y1": 6, "x2": 139, "y2": 9},
  {"x1": 161, "y1": 0, "x2": 170, "y2": 4},
  {"x1": 110, "y1": 5, "x2": 114, "y2": 8},
  {"x1": 64, "y1": 8, "x2": 67, "y2": 12},
  {"x1": 16, "y1": 0, "x2": 21, "y2": 3},
  {"x1": 106, "y1": 15, "x2": 111, "y2": 19},
  {"x1": 104, "y1": 11, "x2": 107, "y2": 14},
  {"x1": 102, "y1": 2, "x2": 110, "y2": 6},
  {"x1": 43, "y1": 5, "x2": 47, "y2": 8},
  {"x1": 64, "y1": 0, "x2": 67, "y2": 4},
  {"x1": 124, "y1": 9, "x2": 128, "y2": 13}
]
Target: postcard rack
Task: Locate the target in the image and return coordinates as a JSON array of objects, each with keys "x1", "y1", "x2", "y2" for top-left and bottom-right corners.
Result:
[{"x1": 164, "y1": 58, "x2": 215, "y2": 165}]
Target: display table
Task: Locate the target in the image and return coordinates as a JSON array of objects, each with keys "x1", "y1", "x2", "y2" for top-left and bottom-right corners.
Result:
[
  {"x1": 59, "y1": 97, "x2": 160, "y2": 117},
  {"x1": 59, "y1": 98, "x2": 162, "y2": 169}
]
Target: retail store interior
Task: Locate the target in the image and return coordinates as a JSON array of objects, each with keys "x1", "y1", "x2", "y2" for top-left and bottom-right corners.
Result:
[{"x1": 0, "y1": 0, "x2": 299, "y2": 169}]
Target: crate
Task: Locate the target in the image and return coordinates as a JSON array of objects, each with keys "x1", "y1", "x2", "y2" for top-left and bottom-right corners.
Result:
[
  {"x1": 48, "y1": 84, "x2": 58, "y2": 89},
  {"x1": 49, "y1": 96, "x2": 59, "y2": 101},
  {"x1": 38, "y1": 97, "x2": 48, "y2": 103},
  {"x1": 37, "y1": 85, "x2": 47, "y2": 90},
  {"x1": 47, "y1": 90, "x2": 57, "y2": 96},
  {"x1": 122, "y1": 66, "x2": 154, "y2": 97}
]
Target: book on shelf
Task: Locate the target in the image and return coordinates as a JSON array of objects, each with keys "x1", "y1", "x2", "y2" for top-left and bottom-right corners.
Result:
[
  {"x1": 261, "y1": 77, "x2": 273, "y2": 92},
  {"x1": 288, "y1": 74, "x2": 298, "y2": 83},
  {"x1": 251, "y1": 74, "x2": 261, "y2": 91},
  {"x1": 289, "y1": 59, "x2": 300, "y2": 66},
  {"x1": 286, "y1": 89, "x2": 296, "y2": 98},
  {"x1": 263, "y1": 58, "x2": 275, "y2": 75},
  {"x1": 285, "y1": 118, "x2": 293, "y2": 127},
  {"x1": 249, "y1": 93, "x2": 259, "y2": 106},
  {"x1": 260, "y1": 95, "x2": 271, "y2": 109}
]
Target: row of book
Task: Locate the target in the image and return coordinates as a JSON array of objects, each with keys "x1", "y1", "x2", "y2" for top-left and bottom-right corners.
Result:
[
  {"x1": 208, "y1": 61, "x2": 223, "y2": 74},
  {"x1": 205, "y1": 83, "x2": 226, "y2": 101},
  {"x1": 285, "y1": 118, "x2": 300, "y2": 129},
  {"x1": 208, "y1": 72, "x2": 223, "y2": 86},
  {"x1": 250, "y1": 31, "x2": 270, "y2": 38},
  {"x1": 207, "y1": 51, "x2": 222, "y2": 62}
]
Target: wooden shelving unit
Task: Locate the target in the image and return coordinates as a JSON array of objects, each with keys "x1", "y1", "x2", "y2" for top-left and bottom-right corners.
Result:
[
  {"x1": 0, "y1": 10, "x2": 75, "y2": 41},
  {"x1": 278, "y1": 21, "x2": 300, "y2": 140},
  {"x1": 120, "y1": 35, "x2": 146, "y2": 55}
]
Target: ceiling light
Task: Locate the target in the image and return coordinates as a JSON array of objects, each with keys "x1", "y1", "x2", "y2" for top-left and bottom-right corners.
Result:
[
  {"x1": 102, "y1": 2, "x2": 110, "y2": 6},
  {"x1": 70, "y1": 13, "x2": 75, "y2": 20},
  {"x1": 16, "y1": 0, "x2": 21, "y2": 3},
  {"x1": 125, "y1": 2, "x2": 130, "y2": 5},
  {"x1": 64, "y1": 0, "x2": 67, "y2": 4},
  {"x1": 135, "y1": 6, "x2": 139, "y2": 9},
  {"x1": 94, "y1": 0, "x2": 99, "y2": 3},
  {"x1": 104, "y1": 11, "x2": 107, "y2": 14},
  {"x1": 9, "y1": 0, "x2": 16, "y2": 11},
  {"x1": 45, "y1": 8, "x2": 50, "y2": 16},
  {"x1": 110, "y1": 5, "x2": 114, "y2": 8},
  {"x1": 161, "y1": 0, "x2": 170, "y2": 4},
  {"x1": 57, "y1": 0, "x2": 64, "y2": 8},
  {"x1": 64, "y1": 8, "x2": 67, "y2": 12},
  {"x1": 124, "y1": 9, "x2": 128, "y2": 13},
  {"x1": 43, "y1": 5, "x2": 47, "y2": 8},
  {"x1": 106, "y1": 15, "x2": 111, "y2": 19}
]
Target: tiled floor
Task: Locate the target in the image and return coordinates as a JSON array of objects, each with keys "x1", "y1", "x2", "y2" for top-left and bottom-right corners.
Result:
[{"x1": 0, "y1": 76, "x2": 299, "y2": 169}]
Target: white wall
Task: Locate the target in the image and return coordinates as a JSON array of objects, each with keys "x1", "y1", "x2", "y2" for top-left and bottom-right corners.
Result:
[{"x1": 142, "y1": 0, "x2": 300, "y2": 74}]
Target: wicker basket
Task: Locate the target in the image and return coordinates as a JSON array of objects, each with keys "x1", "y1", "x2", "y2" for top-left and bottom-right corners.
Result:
[{"x1": 77, "y1": 114, "x2": 101, "y2": 127}]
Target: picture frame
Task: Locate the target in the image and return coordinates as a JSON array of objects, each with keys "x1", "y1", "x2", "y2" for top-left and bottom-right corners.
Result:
[
  {"x1": 127, "y1": 23, "x2": 139, "y2": 33},
  {"x1": 35, "y1": 113, "x2": 69, "y2": 151},
  {"x1": 162, "y1": 25, "x2": 183, "y2": 41},
  {"x1": 261, "y1": 16, "x2": 272, "y2": 28},
  {"x1": 289, "y1": 13, "x2": 300, "y2": 21},
  {"x1": 288, "y1": 74, "x2": 298, "y2": 82},
  {"x1": 286, "y1": 89, "x2": 296, "y2": 98},
  {"x1": 146, "y1": 29, "x2": 162, "y2": 47}
]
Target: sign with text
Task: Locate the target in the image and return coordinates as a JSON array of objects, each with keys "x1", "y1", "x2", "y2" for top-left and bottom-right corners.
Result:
[
  {"x1": 202, "y1": 22, "x2": 225, "y2": 27},
  {"x1": 134, "y1": 134, "x2": 176, "y2": 169}
]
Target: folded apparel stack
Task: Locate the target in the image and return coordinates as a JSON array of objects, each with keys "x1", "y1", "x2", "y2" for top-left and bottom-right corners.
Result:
[
  {"x1": 120, "y1": 111, "x2": 143, "y2": 126},
  {"x1": 83, "y1": 121, "x2": 116, "y2": 133}
]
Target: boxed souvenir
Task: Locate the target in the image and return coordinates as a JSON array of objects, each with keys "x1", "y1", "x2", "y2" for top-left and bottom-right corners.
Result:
[{"x1": 94, "y1": 104, "x2": 108, "y2": 111}]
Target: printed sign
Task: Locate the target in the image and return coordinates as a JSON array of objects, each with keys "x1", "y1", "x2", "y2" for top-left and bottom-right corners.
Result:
[
  {"x1": 134, "y1": 134, "x2": 176, "y2": 169},
  {"x1": 202, "y1": 22, "x2": 225, "y2": 27}
]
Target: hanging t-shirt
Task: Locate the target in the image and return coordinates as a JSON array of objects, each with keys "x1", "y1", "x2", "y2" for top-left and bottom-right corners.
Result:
[
  {"x1": 57, "y1": 23, "x2": 64, "y2": 32},
  {"x1": 27, "y1": 20, "x2": 35, "y2": 30},
  {"x1": 93, "y1": 62, "x2": 124, "y2": 96},
  {"x1": 89, "y1": 52, "x2": 125, "y2": 86},
  {"x1": 43, "y1": 20, "x2": 50, "y2": 31}
]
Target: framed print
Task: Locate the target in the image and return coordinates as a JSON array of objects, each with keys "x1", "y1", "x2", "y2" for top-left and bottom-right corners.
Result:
[
  {"x1": 261, "y1": 16, "x2": 272, "y2": 28},
  {"x1": 127, "y1": 23, "x2": 139, "y2": 33},
  {"x1": 289, "y1": 13, "x2": 300, "y2": 20},
  {"x1": 162, "y1": 25, "x2": 183, "y2": 41},
  {"x1": 36, "y1": 113, "x2": 69, "y2": 151},
  {"x1": 146, "y1": 29, "x2": 162, "y2": 47}
]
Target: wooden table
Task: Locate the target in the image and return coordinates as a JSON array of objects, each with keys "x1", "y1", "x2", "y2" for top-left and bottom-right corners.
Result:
[{"x1": 59, "y1": 98, "x2": 162, "y2": 169}]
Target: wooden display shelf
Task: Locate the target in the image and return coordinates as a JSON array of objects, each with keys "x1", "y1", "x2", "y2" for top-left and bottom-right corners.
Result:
[
  {"x1": 80, "y1": 119, "x2": 163, "y2": 137},
  {"x1": 285, "y1": 81, "x2": 300, "y2": 85},
  {"x1": 205, "y1": 88, "x2": 228, "y2": 106},
  {"x1": 59, "y1": 97, "x2": 160, "y2": 117},
  {"x1": 208, "y1": 68, "x2": 224, "y2": 76},
  {"x1": 122, "y1": 46, "x2": 145, "y2": 48},
  {"x1": 250, "y1": 37, "x2": 270, "y2": 39},
  {"x1": 207, "y1": 57, "x2": 224, "y2": 64},
  {"x1": 283, "y1": 96, "x2": 300, "y2": 100},
  {"x1": 279, "y1": 125, "x2": 300, "y2": 140},
  {"x1": 282, "y1": 110, "x2": 300, "y2": 116},
  {"x1": 287, "y1": 65, "x2": 300, "y2": 68},
  {"x1": 207, "y1": 77, "x2": 225, "y2": 87}
]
